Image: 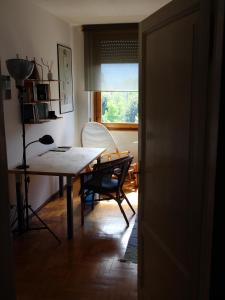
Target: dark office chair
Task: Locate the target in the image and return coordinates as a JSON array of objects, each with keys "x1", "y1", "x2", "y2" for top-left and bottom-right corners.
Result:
[{"x1": 79, "y1": 155, "x2": 135, "y2": 227}]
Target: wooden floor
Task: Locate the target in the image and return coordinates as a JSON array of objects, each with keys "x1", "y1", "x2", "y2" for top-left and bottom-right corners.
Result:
[{"x1": 14, "y1": 180, "x2": 138, "y2": 300}]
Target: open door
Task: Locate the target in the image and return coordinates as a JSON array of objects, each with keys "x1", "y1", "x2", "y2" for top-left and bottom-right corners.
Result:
[
  {"x1": 0, "y1": 62, "x2": 16, "y2": 298},
  {"x1": 139, "y1": 0, "x2": 223, "y2": 299}
]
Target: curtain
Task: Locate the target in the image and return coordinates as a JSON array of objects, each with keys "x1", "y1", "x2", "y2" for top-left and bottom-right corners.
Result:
[{"x1": 83, "y1": 24, "x2": 139, "y2": 91}]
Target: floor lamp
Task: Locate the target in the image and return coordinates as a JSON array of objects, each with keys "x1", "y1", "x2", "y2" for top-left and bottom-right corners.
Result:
[{"x1": 6, "y1": 58, "x2": 60, "y2": 243}]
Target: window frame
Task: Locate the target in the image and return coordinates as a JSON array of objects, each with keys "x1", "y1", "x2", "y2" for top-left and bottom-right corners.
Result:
[{"x1": 93, "y1": 92, "x2": 139, "y2": 131}]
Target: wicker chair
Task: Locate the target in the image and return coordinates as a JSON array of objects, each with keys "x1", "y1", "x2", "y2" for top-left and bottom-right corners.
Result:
[{"x1": 81, "y1": 122, "x2": 138, "y2": 189}]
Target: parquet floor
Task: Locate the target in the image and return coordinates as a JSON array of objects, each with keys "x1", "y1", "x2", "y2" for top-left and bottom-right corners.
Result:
[{"x1": 14, "y1": 180, "x2": 138, "y2": 300}]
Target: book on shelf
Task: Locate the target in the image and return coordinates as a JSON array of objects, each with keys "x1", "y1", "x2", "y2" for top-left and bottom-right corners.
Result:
[
  {"x1": 36, "y1": 102, "x2": 49, "y2": 119},
  {"x1": 33, "y1": 104, "x2": 39, "y2": 123},
  {"x1": 23, "y1": 103, "x2": 42, "y2": 123},
  {"x1": 23, "y1": 104, "x2": 35, "y2": 123},
  {"x1": 24, "y1": 81, "x2": 51, "y2": 102},
  {"x1": 24, "y1": 80, "x2": 36, "y2": 102},
  {"x1": 36, "y1": 84, "x2": 50, "y2": 101}
]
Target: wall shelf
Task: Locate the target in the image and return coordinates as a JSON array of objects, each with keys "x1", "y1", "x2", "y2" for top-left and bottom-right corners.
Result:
[
  {"x1": 24, "y1": 117, "x2": 63, "y2": 124},
  {"x1": 25, "y1": 79, "x2": 61, "y2": 82},
  {"x1": 23, "y1": 79, "x2": 62, "y2": 124},
  {"x1": 23, "y1": 99, "x2": 62, "y2": 104}
]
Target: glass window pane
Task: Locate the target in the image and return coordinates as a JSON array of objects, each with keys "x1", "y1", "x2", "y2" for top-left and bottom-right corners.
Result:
[
  {"x1": 101, "y1": 92, "x2": 138, "y2": 124},
  {"x1": 100, "y1": 64, "x2": 138, "y2": 91}
]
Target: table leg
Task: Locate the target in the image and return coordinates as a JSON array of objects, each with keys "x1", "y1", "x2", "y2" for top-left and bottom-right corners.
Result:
[
  {"x1": 66, "y1": 176, "x2": 73, "y2": 239},
  {"x1": 15, "y1": 174, "x2": 25, "y2": 233},
  {"x1": 59, "y1": 176, "x2": 64, "y2": 197}
]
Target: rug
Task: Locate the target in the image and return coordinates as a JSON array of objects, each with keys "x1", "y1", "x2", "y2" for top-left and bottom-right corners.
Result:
[{"x1": 123, "y1": 217, "x2": 137, "y2": 264}]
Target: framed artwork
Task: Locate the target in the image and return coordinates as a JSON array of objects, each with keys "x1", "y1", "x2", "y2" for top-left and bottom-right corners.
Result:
[{"x1": 57, "y1": 44, "x2": 74, "y2": 113}]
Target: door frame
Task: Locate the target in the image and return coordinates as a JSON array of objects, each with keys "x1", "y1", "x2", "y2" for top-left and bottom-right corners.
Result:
[
  {"x1": 198, "y1": 0, "x2": 225, "y2": 298},
  {"x1": 0, "y1": 61, "x2": 16, "y2": 298},
  {"x1": 209, "y1": 0, "x2": 225, "y2": 298}
]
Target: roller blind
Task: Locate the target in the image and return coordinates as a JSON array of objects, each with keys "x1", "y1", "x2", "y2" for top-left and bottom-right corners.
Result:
[{"x1": 83, "y1": 24, "x2": 139, "y2": 91}]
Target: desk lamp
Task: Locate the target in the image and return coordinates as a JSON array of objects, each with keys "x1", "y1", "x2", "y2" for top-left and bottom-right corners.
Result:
[
  {"x1": 17, "y1": 134, "x2": 54, "y2": 169},
  {"x1": 6, "y1": 57, "x2": 60, "y2": 243}
]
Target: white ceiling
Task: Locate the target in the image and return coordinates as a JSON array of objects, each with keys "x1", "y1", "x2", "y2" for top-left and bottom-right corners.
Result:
[{"x1": 31, "y1": 0, "x2": 171, "y2": 25}]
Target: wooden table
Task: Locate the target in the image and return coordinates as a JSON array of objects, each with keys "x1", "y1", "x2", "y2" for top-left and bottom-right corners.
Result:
[{"x1": 9, "y1": 147, "x2": 105, "y2": 239}]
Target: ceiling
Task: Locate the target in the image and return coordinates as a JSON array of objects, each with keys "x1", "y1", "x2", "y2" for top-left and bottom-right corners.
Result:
[{"x1": 31, "y1": 0, "x2": 171, "y2": 25}]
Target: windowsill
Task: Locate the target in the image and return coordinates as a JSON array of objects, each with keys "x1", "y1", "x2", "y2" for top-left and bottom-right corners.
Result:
[{"x1": 102, "y1": 123, "x2": 138, "y2": 131}]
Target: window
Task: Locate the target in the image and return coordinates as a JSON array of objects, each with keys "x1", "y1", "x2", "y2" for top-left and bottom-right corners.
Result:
[
  {"x1": 94, "y1": 91, "x2": 138, "y2": 130},
  {"x1": 102, "y1": 91, "x2": 138, "y2": 123},
  {"x1": 95, "y1": 62, "x2": 139, "y2": 130},
  {"x1": 83, "y1": 24, "x2": 139, "y2": 130}
]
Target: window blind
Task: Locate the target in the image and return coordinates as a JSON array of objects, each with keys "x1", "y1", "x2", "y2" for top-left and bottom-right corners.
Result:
[{"x1": 83, "y1": 24, "x2": 139, "y2": 91}]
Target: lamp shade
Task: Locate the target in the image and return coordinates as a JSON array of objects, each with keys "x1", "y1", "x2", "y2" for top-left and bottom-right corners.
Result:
[
  {"x1": 39, "y1": 135, "x2": 54, "y2": 145},
  {"x1": 6, "y1": 59, "x2": 34, "y2": 87}
]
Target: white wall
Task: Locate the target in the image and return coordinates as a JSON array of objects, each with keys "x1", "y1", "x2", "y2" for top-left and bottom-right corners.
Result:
[
  {"x1": 73, "y1": 26, "x2": 90, "y2": 137},
  {"x1": 0, "y1": 0, "x2": 79, "y2": 209},
  {"x1": 109, "y1": 130, "x2": 138, "y2": 162},
  {"x1": 0, "y1": 0, "x2": 138, "y2": 210},
  {"x1": 73, "y1": 26, "x2": 139, "y2": 162}
]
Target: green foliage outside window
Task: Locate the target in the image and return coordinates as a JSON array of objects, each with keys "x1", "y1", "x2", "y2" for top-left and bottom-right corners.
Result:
[{"x1": 101, "y1": 92, "x2": 138, "y2": 123}]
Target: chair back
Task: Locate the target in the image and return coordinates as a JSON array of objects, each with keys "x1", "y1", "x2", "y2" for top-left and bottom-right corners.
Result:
[
  {"x1": 81, "y1": 122, "x2": 119, "y2": 154},
  {"x1": 93, "y1": 155, "x2": 133, "y2": 190}
]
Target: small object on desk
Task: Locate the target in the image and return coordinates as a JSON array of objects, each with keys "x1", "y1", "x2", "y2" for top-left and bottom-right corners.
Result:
[
  {"x1": 38, "y1": 150, "x2": 50, "y2": 156},
  {"x1": 58, "y1": 146, "x2": 71, "y2": 149},
  {"x1": 50, "y1": 146, "x2": 71, "y2": 152}
]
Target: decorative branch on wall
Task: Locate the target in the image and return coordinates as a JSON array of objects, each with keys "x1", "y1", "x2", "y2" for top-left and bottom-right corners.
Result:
[
  {"x1": 28, "y1": 58, "x2": 41, "y2": 81},
  {"x1": 41, "y1": 58, "x2": 53, "y2": 81}
]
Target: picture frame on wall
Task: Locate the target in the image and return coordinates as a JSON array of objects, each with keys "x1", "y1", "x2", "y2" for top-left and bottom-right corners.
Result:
[{"x1": 57, "y1": 44, "x2": 73, "y2": 114}]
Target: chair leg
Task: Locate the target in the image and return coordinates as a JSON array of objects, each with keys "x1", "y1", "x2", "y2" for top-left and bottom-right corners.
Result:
[
  {"x1": 117, "y1": 201, "x2": 129, "y2": 227},
  {"x1": 81, "y1": 195, "x2": 85, "y2": 226},
  {"x1": 91, "y1": 192, "x2": 98, "y2": 210},
  {"x1": 122, "y1": 191, "x2": 136, "y2": 215},
  {"x1": 91, "y1": 194, "x2": 95, "y2": 210}
]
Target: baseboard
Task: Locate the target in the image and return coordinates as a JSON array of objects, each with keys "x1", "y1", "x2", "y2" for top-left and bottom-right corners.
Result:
[
  {"x1": 34, "y1": 190, "x2": 60, "y2": 215},
  {"x1": 34, "y1": 177, "x2": 80, "y2": 215}
]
